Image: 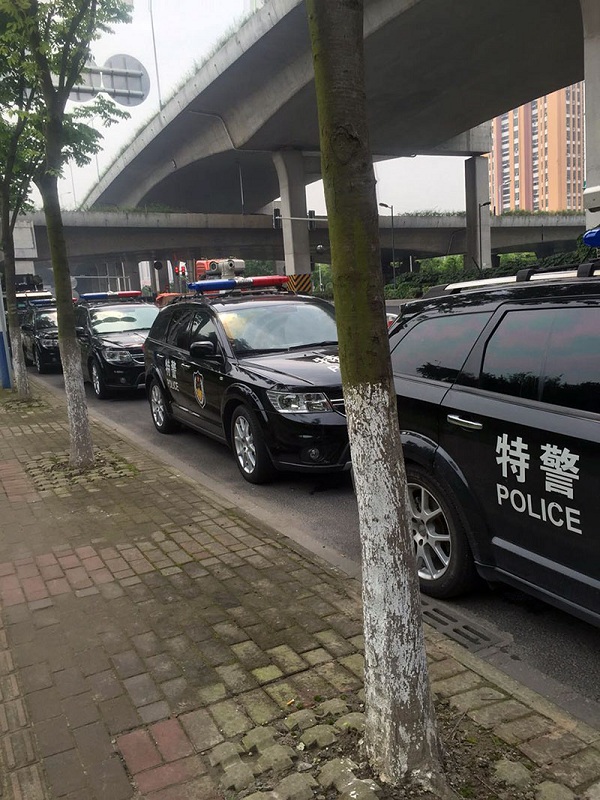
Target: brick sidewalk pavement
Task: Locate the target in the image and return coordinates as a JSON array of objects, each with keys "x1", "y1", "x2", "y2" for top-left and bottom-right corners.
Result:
[{"x1": 0, "y1": 387, "x2": 599, "y2": 800}]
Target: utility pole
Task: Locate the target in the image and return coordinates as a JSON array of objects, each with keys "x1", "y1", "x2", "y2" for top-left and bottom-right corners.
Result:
[{"x1": 379, "y1": 202, "x2": 395, "y2": 286}]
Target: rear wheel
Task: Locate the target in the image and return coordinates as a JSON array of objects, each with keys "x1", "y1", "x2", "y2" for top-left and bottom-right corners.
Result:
[
  {"x1": 90, "y1": 359, "x2": 111, "y2": 399},
  {"x1": 149, "y1": 379, "x2": 178, "y2": 433},
  {"x1": 406, "y1": 464, "x2": 477, "y2": 598},
  {"x1": 231, "y1": 405, "x2": 275, "y2": 484}
]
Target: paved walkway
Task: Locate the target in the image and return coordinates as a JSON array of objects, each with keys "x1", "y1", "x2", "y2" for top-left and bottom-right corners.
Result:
[{"x1": 0, "y1": 385, "x2": 598, "y2": 800}]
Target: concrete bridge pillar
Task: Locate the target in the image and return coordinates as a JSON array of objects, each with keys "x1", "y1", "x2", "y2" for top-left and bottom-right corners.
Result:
[
  {"x1": 272, "y1": 151, "x2": 311, "y2": 288},
  {"x1": 581, "y1": 0, "x2": 600, "y2": 228},
  {"x1": 122, "y1": 257, "x2": 142, "y2": 292},
  {"x1": 465, "y1": 156, "x2": 492, "y2": 271}
]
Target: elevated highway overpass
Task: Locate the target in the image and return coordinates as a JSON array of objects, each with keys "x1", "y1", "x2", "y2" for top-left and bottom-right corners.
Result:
[
  {"x1": 85, "y1": 0, "x2": 583, "y2": 215},
  {"x1": 21, "y1": 211, "x2": 585, "y2": 286}
]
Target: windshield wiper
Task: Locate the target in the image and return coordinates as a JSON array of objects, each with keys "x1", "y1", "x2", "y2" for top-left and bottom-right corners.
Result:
[{"x1": 302, "y1": 340, "x2": 338, "y2": 348}]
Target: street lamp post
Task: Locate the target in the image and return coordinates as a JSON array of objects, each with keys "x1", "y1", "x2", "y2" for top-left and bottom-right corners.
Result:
[
  {"x1": 379, "y1": 202, "x2": 396, "y2": 286},
  {"x1": 478, "y1": 200, "x2": 491, "y2": 271}
]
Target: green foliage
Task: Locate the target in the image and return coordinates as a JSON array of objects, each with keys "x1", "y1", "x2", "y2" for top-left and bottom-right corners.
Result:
[
  {"x1": 243, "y1": 259, "x2": 277, "y2": 277},
  {"x1": 382, "y1": 238, "x2": 594, "y2": 298}
]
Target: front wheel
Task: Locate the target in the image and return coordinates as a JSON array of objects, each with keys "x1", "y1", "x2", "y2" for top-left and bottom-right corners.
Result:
[
  {"x1": 231, "y1": 405, "x2": 275, "y2": 484},
  {"x1": 90, "y1": 359, "x2": 111, "y2": 399},
  {"x1": 406, "y1": 464, "x2": 477, "y2": 598},
  {"x1": 149, "y1": 379, "x2": 178, "y2": 434},
  {"x1": 34, "y1": 346, "x2": 48, "y2": 374}
]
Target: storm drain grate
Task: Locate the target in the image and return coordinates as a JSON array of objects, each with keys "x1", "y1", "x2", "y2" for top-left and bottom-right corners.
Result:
[{"x1": 421, "y1": 596, "x2": 507, "y2": 653}]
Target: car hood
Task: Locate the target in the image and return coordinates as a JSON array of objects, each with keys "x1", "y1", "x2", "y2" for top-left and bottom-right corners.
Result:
[
  {"x1": 37, "y1": 327, "x2": 58, "y2": 337},
  {"x1": 240, "y1": 345, "x2": 342, "y2": 389},
  {"x1": 97, "y1": 330, "x2": 149, "y2": 349}
]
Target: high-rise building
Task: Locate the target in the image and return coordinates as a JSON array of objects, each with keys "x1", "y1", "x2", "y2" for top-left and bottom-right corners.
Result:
[{"x1": 489, "y1": 82, "x2": 585, "y2": 213}]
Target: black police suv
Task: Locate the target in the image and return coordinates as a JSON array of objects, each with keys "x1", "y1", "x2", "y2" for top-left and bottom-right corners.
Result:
[
  {"x1": 390, "y1": 262, "x2": 600, "y2": 627},
  {"x1": 144, "y1": 277, "x2": 349, "y2": 485},
  {"x1": 75, "y1": 292, "x2": 159, "y2": 399},
  {"x1": 21, "y1": 299, "x2": 61, "y2": 373}
]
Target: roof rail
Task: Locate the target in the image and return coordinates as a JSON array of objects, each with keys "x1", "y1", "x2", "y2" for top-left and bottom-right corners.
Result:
[{"x1": 439, "y1": 260, "x2": 600, "y2": 295}]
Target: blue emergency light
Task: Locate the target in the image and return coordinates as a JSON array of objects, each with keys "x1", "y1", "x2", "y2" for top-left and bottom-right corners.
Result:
[
  {"x1": 188, "y1": 276, "x2": 288, "y2": 293},
  {"x1": 28, "y1": 299, "x2": 56, "y2": 307},
  {"x1": 583, "y1": 228, "x2": 600, "y2": 247}
]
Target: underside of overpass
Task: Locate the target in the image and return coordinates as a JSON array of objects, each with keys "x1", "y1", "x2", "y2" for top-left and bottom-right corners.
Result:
[{"x1": 88, "y1": 0, "x2": 583, "y2": 215}]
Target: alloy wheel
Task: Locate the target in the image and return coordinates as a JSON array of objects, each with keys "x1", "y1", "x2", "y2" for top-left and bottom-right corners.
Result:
[
  {"x1": 150, "y1": 384, "x2": 166, "y2": 428},
  {"x1": 408, "y1": 482, "x2": 452, "y2": 582},
  {"x1": 233, "y1": 414, "x2": 256, "y2": 474}
]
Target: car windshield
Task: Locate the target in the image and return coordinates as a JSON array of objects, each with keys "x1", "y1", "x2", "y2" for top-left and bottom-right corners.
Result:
[
  {"x1": 36, "y1": 310, "x2": 58, "y2": 329},
  {"x1": 90, "y1": 304, "x2": 159, "y2": 334},
  {"x1": 218, "y1": 301, "x2": 338, "y2": 354}
]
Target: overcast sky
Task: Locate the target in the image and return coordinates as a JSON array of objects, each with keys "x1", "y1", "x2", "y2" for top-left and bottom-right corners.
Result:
[{"x1": 60, "y1": 0, "x2": 466, "y2": 214}]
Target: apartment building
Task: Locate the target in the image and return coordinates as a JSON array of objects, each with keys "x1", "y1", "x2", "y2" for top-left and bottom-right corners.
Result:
[{"x1": 489, "y1": 82, "x2": 585, "y2": 213}]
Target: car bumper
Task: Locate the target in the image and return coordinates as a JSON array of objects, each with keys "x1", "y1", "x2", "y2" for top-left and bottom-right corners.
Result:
[
  {"x1": 261, "y1": 410, "x2": 351, "y2": 473},
  {"x1": 102, "y1": 363, "x2": 146, "y2": 390},
  {"x1": 39, "y1": 348, "x2": 61, "y2": 367}
]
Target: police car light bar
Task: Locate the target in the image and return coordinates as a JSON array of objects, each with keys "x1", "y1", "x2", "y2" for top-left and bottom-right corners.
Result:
[
  {"x1": 188, "y1": 276, "x2": 289, "y2": 293},
  {"x1": 79, "y1": 291, "x2": 142, "y2": 300},
  {"x1": 28, "y1": 298, "x2": 57, "y2": 306},
  {"x1": 583, "y1": 227, "x2": 600, "y2": 247}
]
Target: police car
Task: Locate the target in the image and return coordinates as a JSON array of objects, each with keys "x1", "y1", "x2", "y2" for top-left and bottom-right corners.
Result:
[
  {"x1": 75, "y1": 291, "x2": 159, "y2": 399},
  {"x1": 390, "y1": 257, "x2": 600, "y2": 627},
  {"x1": 144, "y1": 276, "x2": 350, "y2": 485},
  {"x1": 20, "y1": 298, "x2": 60, "y2": 373}
]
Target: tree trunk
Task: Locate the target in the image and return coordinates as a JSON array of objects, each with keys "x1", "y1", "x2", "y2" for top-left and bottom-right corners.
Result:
[
  {"x1": 306, "y1": 2, "x2": 451, "y2": 794},
  {"x1": 36, "y1": 171, "x2": 94, "y2": 468},
  {"x1": 1, "y1": 190, "x2": 31, "y2": 399}
]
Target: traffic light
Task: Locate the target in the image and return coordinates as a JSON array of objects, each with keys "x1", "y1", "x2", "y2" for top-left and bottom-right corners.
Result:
[
  {"x1": 174, "y1": 265, "x2": 180, "y2": 275},
  {"x1": 273, "y1": 208, "x2": 282, "y2": 229}
]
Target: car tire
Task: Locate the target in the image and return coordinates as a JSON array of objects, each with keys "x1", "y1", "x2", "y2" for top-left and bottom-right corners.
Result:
[
  {"x1": 90, "y1": 358, "x2": 111, "y2": 399},
  {"x1": 149, "y1": 379, "x2": 179, "y2": 434},
  {"x1": 405, "y1": 464, "x2": 478, "y2": 599},
  {"x1": 33, "y1": 346, "x2": 48, "y2": 374},
  {"x1": 231, "y1": 405, "x2": 275, "y2": 485}
]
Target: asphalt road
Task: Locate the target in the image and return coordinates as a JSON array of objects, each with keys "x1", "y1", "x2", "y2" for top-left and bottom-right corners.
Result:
[{"x1": 33, "y1": 371, "x2": 600, "y2": 728}]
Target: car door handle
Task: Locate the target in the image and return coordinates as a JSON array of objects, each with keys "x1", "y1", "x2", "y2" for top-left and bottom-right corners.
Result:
[
  {"x1": 181, "y1": 362, "x2": 193, "y2": 371},
  {"x1": 447, "y1": 414, "x2": 483, "y2": 431}
]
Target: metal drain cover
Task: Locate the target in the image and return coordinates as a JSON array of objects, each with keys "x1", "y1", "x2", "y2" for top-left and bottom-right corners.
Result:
[{"x1": 421, "y1": 596, "x2": 510, "y2": 653}]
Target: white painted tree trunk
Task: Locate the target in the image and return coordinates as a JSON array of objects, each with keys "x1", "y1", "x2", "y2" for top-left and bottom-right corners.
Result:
[
  {"x1": 346, "y1": 382, "x2": 447, "y2": 792},
  {"x1": 59, "y1": 329, "x2": 94, "y2": 469},
  {"x1": 8, "y1": 327, "x2": 31, "y2": 399}
]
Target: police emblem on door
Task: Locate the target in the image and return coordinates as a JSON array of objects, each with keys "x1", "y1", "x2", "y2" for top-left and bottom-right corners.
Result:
[{"x1": 193, "y1": 372, "x2": 206, "y2": 408}]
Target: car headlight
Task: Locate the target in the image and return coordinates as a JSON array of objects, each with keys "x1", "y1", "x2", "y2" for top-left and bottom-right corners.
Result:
[
  {"x1": 102, "y1": 348, "x2": 133, "y2": 364},
  {"x1": 39, "y1": 338, "x2": 58, "y2": 349},
  {"x1": 266, "y1": 390, "x2": 332, "y2": 413}
]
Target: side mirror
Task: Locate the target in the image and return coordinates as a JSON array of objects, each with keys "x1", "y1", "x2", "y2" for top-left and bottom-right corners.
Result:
[
  {"x1": 190, "y1": 340, "x2": 217, "y2": 358},
  {"x1": 75, "y1": 326, "x2": 86, "y2": 337}
]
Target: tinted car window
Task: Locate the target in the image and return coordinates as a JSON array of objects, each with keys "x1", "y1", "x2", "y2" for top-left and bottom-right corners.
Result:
[
  {"x1": 391, "y1": 312, "x2": 490, "y2": 383},
  {"x1": 480, "y1": 308, "x2": 551, "y2": 400},
  {"x1": 165, "y1": 309, "x2": 193, "y2": 348},
  {"x1": 541, "y1": 306, "x2": 600, "y2": 414},
  {"x1": 190, "y1": 310, "x2": 217, "y2": 343},
  {"x1": 149, "y1": 308, "x2": 172, "y2": 341}
]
